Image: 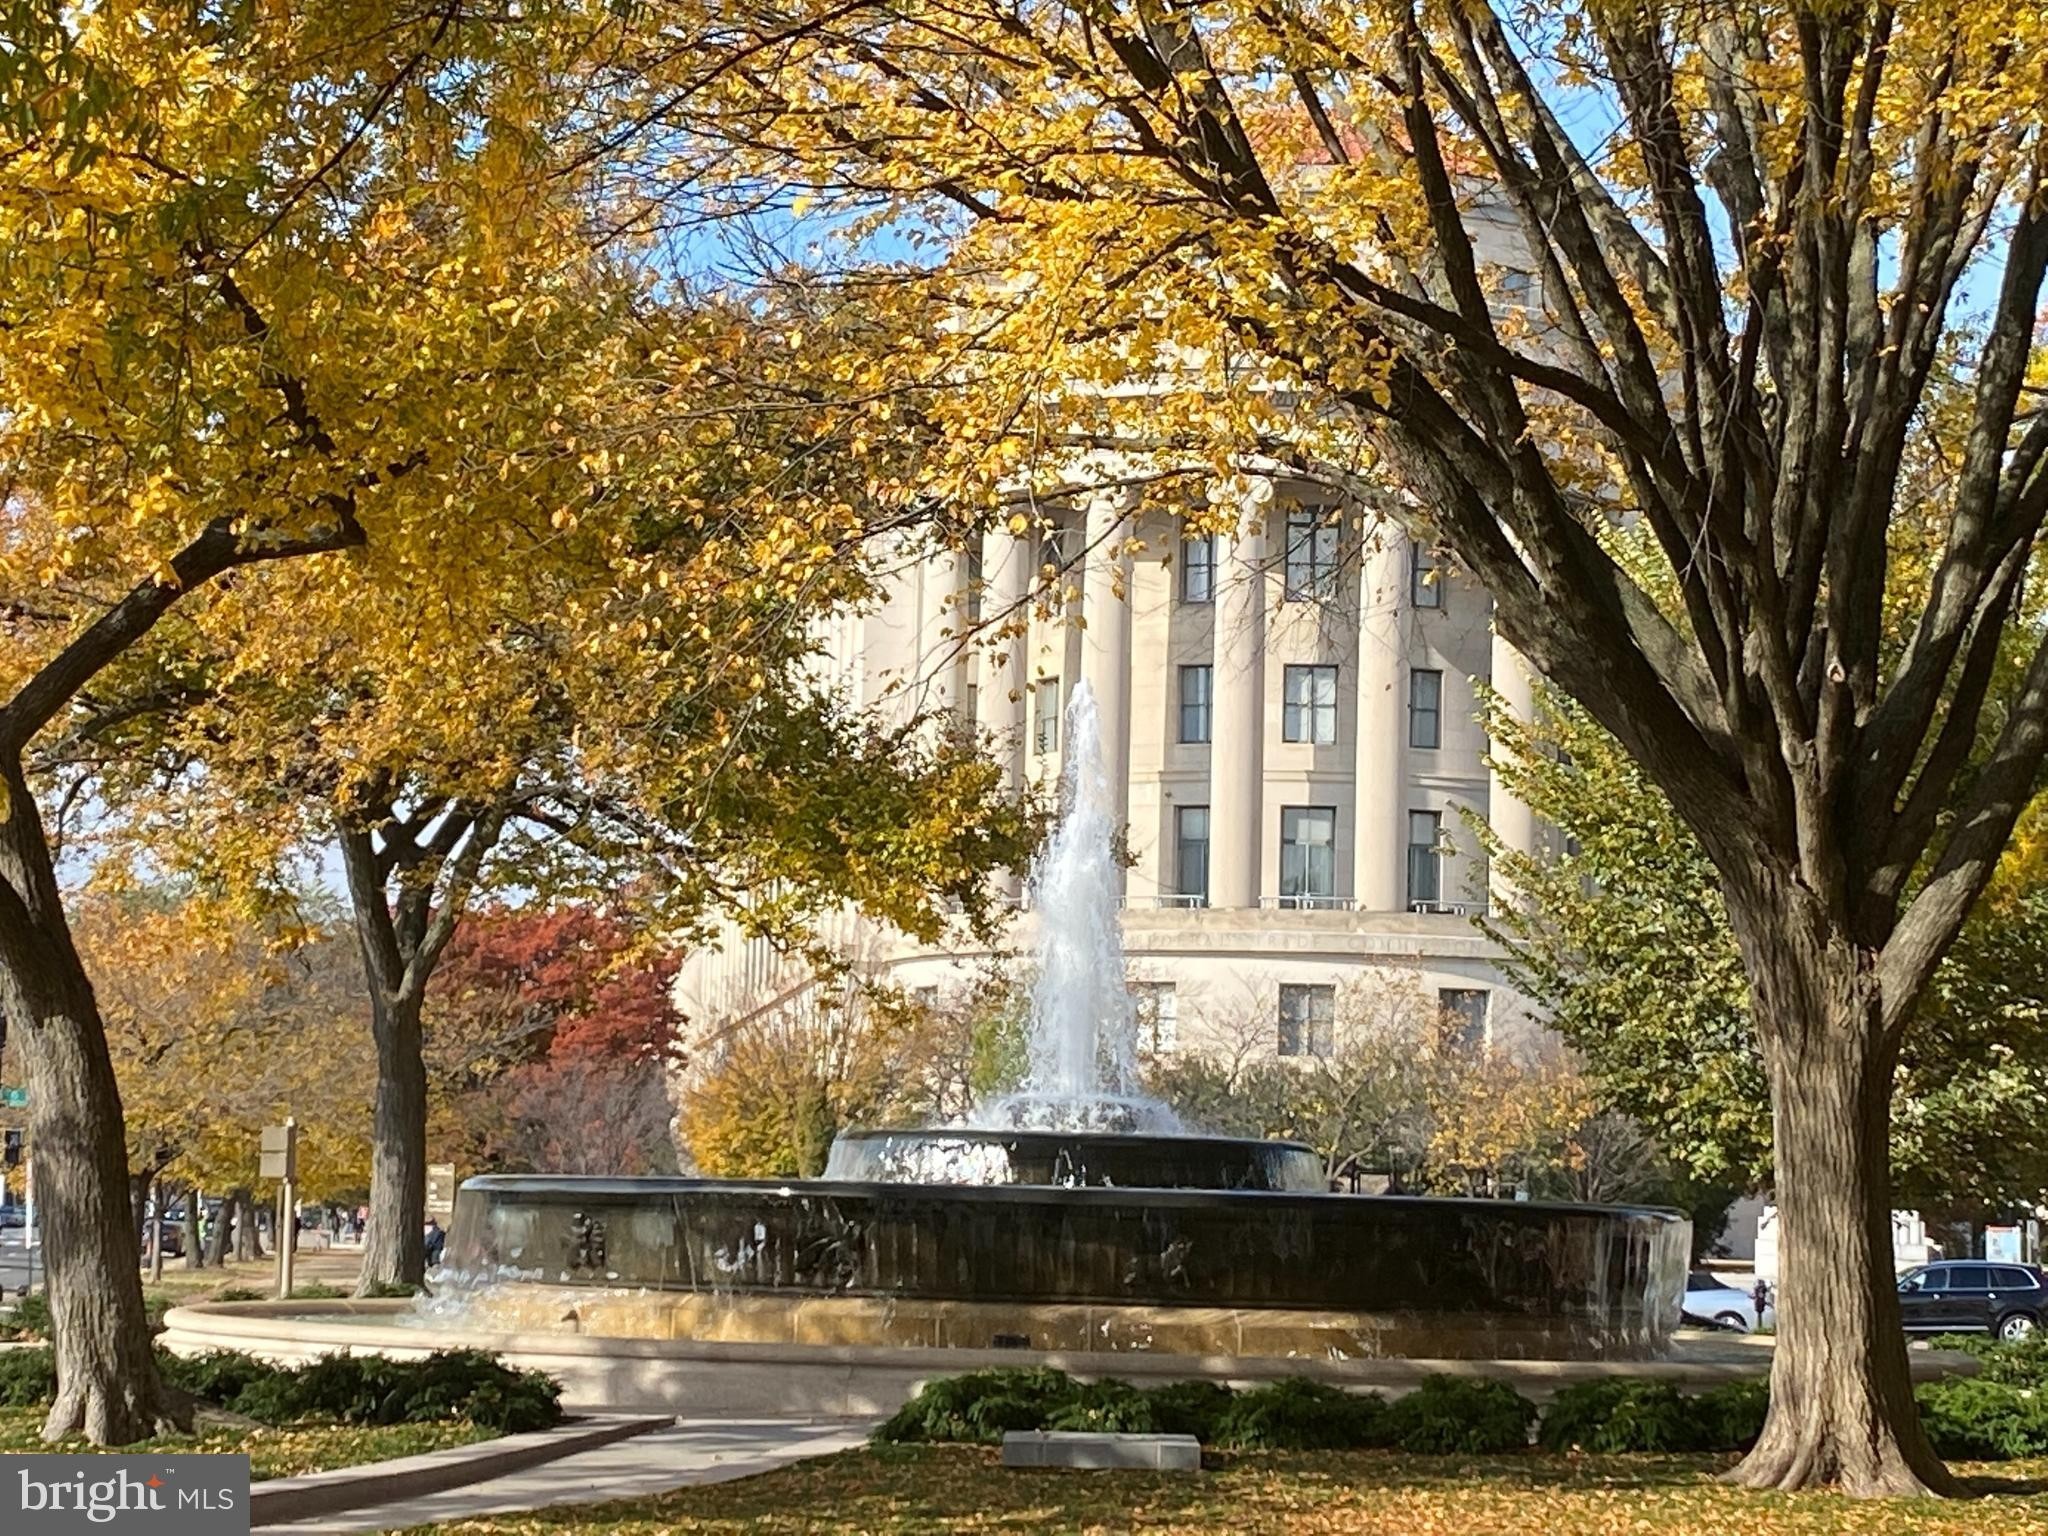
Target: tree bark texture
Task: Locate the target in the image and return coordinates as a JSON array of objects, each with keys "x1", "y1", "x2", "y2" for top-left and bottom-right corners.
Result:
[
  {"x1": 358, "y1": 990, "x2": 427, "y2": 1293},
  {"x1": 231, "y1": 1186, "x2": 263, "y2": 1262},
  {"x1": 1723, "y1": 871, "x2": 1953, "y2": 1497},
  {"x1": 0, "y1": 760, "x2": 176, "y2": 1444},
  {"x1": 184, "y1": 1183, "x2": 203, "y2": 1270}
]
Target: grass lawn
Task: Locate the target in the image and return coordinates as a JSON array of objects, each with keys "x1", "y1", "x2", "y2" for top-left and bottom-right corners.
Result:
[
  {"x1": 412, "y1": 1444, "x2": 2048, "y2": 1536},
  {"x1": 0, "y1": 1406, "x2": 496, "y2": 1480}
]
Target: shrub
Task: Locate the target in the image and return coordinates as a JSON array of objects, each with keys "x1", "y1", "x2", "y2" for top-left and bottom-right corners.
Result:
[
  {"x1": 159, "y1": 1348, "x2": 559, "y2": 1431},
  {"x1": 1211, "y1": 1378, "x2": 1387, "y2": 1451},
  {"x1": 1383, "y1": 1376, "x2": 1536, "y2": 1455},
  {"x1": 1539, "y1": 1380, "x2": 1702, "y2": 1454},
  {"x1": 1692, "y1": 1377, "x2": 1770, "y2": 1452},
  {"x1": 1044, "y1": 1379, "x2": 1162, "y2": 1434},
  {"x1": 1143, "y1": 1380, "x2": 1237, "y2": 1442},
  {"x1": 159, "y1": 1350, "x2": 280, "y2": 1406},
  {"x1": 1915, "y1": 1377, "x2": 2048, "y2": 1461},
  {"x1": 1929, "y1": 1332, "x2": 2048, "y2": 1391},
  {"x1": 0, "y1": 1346, "x2": 56, "y2": 1407},
  {"x1": 0, "y1": 1294, "x2": 51, "y2": 1341},
  {"x1": 871, "y1": 1368, "x2": 1077, "y2": 1445}
]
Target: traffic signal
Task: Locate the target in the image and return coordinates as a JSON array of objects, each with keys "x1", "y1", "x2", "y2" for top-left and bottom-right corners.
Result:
[{"x1": 2, "y1": 1129, "x2": 20, "y2": 1168}]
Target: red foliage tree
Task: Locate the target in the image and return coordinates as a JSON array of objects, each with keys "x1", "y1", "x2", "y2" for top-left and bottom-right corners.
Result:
[{"x1": 431, "y1": 906, "x2": 680, "y2": 1068}]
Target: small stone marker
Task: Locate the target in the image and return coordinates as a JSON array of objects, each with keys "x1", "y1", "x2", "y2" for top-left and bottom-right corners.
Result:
[{"x1": 1001, "y1": 1431, "x2": 1201, "y2": 1471}]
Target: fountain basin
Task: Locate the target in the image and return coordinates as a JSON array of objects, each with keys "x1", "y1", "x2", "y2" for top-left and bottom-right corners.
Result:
[
  {"x1": 438, "y1": 1172, "x2": 1689, "y2": 1360},
  {"x1": 821, "y1": 1127, "x2": 1326, "y2": 1190}
]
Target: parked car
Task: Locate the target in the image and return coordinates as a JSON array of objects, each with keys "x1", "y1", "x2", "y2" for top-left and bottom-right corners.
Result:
[
  {"x1": 0, "y1": 1206, "x2": 24, "y2": 1230},
  {"x1": 1897, "y1": 1260, "x2": 2046, "y2": 1340},
  {"x1": 1682, "y1": 1271, "x2": 1770, "y2": 1332}
]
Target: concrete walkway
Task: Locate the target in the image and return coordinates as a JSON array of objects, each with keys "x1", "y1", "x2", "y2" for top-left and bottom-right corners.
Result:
[{"x1": 258, "y1": 1417, "x2": 873, "y2": 1533}]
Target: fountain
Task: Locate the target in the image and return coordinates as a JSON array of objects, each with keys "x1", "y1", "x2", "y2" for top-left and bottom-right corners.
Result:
[
  {"x1": 414, "y1": 680, "x2": 1684, "y2": 1358},
  {"x1": 977, "y1": 680, "x2": 1177, "y2": 1135},
  {"x1": 161, "y1": 683, "x2": 1690, "y2": 1410}
]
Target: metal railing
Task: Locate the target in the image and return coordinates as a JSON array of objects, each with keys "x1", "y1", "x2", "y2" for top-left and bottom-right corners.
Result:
[
  {"x1": 1408, "y1": 899, "x2": 1489, "y2": 917},
  {"x1": 1259, "y1": 894, "x2": 1357, "y2": 911}
]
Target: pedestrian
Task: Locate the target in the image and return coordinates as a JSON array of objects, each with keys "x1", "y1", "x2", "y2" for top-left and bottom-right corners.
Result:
[
  {"x1": 423, "y1": 1217, "x2": 446, "y2": 1267},
  {"x1": 1751, "y1": 1276, "x2": 1771, "y2": 1326}
]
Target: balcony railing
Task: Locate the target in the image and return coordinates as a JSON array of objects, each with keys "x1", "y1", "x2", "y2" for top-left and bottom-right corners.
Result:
[
  {"x1": 1408, "y1": 899, "x2": 1489, "y2": 917},
  {"x1": 1260, "y1": 895, "x2": 1357, "y2": 911}
]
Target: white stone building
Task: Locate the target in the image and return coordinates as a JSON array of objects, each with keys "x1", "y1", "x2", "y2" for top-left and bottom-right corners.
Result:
[{"x1": 672, "y1": 483, "x2": 1551, "y2": 1064}]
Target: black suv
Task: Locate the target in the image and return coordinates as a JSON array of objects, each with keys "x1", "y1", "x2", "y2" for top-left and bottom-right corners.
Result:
[{"x1": 1897, "y1": 1260, "x2": 2045, "y2": 1340}]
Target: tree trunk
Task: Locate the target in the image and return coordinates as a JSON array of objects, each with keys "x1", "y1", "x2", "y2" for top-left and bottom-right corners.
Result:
[
  {"x1": 184, "y1": 1183, "x2": 203, "y2": 1269},
  {"x1": 204, "y1": 1187, "x2": 234, "y2": 1267},
  {"x1": 357, "y1": 990, "x2": 427, "y2": 1295},
  {"x1": 232, "y1": 1186, "x2": 263, "y2": 1263},
  {"x1": 12, "y1": 993, "x2": 177, "y2": 1442},
  {"x1": 128, "y1": 1171, "x2": 150, "y2": 1249},
  {"x1": 1723, "y1": 878, "x2": 1953, "y2": 1497}
]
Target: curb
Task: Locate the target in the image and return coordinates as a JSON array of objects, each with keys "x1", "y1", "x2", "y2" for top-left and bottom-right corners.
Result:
[{"x1": 250, "y1": 1414, "x2": 673, "y2": 1527}]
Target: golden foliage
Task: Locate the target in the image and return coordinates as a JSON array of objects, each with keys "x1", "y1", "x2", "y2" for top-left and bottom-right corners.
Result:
[{"x1": 71, "y1": 890, "x2": 370, "y2": 1198}]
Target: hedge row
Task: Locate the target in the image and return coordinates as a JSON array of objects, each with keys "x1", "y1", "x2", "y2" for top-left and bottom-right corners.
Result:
[
  {"x1": 875, "y1": 1369, "x2": 1764, "y2": 1455},
  {"x1": 0, "y1": 1347, "x2": 560, "y2": 1433},
  {"x1": 875, "y1": 1364, "x2": 2048, "y2": 1462}
]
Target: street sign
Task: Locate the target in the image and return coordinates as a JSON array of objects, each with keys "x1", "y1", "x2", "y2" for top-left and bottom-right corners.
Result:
[
  {"x1": 0, "y1": 1087, "x2": 25, "y2": 1108},
  {"x1": 259, "y1": 1122, "x2": 298, "y2": 1182},
  {"x1": 425, "y1": 1163, "x2": 458, "y2": 1218}
]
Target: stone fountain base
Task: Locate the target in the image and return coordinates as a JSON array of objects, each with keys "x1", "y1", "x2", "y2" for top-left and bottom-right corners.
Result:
[{"x1": 418, "y1": 1282, "x2": 1655, "y2": 1360}]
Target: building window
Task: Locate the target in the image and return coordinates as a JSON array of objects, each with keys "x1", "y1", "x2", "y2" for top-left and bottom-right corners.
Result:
[
  {"x1": 1282, "y1": 664, "x2": 1338, "y2": 745},
  {"x1": 1407, "y1": 810, "x2": 1443, "y2": 905},
  {"x1": 913, "y1": 985, "x2": 941, "y2": 1012},
  {"x1": 1174, "y1": 805, "x2": 1210, "y2": 906},
  {"x1": 1410, "y1": 669, "x2": 1443, "y2": 749},
  {"x1": 1034, "y1": 676, "x2": 1061, "y2": 755},
  {"x1": 1134, "y1": 982, "x2": 1179, "y2": 1055},
  {"x1": 1180, "y1": 536, "x2": 1216, "y2": 603},
  {"x1": 1178, "y1": 664, "x2": 1212, "y2": 743},
  {"x1": 1279, "y1": 806, "x2": 1337, "y2": 907},
  {"x1": 1412, "y1": 544, "x2": 1444, "y2": 609},
  {"x1": 1493, "y1": 267, "x2": 1540, "y2": 311},
  {"x1": 1284, "y1": 510, "x2": 1340, "y2": 600},
  {"x1": 1278, "y1": 983, "x2": 1336, "y2": 1057},
  {"x1": 1440, "y1": 988, "x2": 1489, "y2": 1051}
]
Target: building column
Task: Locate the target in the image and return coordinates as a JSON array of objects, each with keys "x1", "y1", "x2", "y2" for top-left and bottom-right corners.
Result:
[
  {"x1": 1209, "y1": 486, "x2": 1270, "y2": 909},
  {"x1": 920, "y1": 543, "x2": 965, "y2": 725},
  {"x1": 979, "y1": 525, "x2": 1032, "y2": 793},
  {"x1": 1080, "y1": 491, "x2": 1136, "y2": 880},
  {"x1": 1355, "y1": 526, "x2": 1409, "y2": 911},
  {"x1": 977, "y1": 524, "x2": 1033, "y2": 896},
  {"x1": 1487, "y1": 621, "x2": 1542, "y2": 907}
]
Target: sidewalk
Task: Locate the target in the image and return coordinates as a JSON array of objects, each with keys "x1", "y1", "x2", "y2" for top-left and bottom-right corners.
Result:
[{"x1": 257, "y1": 1417, "x2": 872, "y2": 1533}]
